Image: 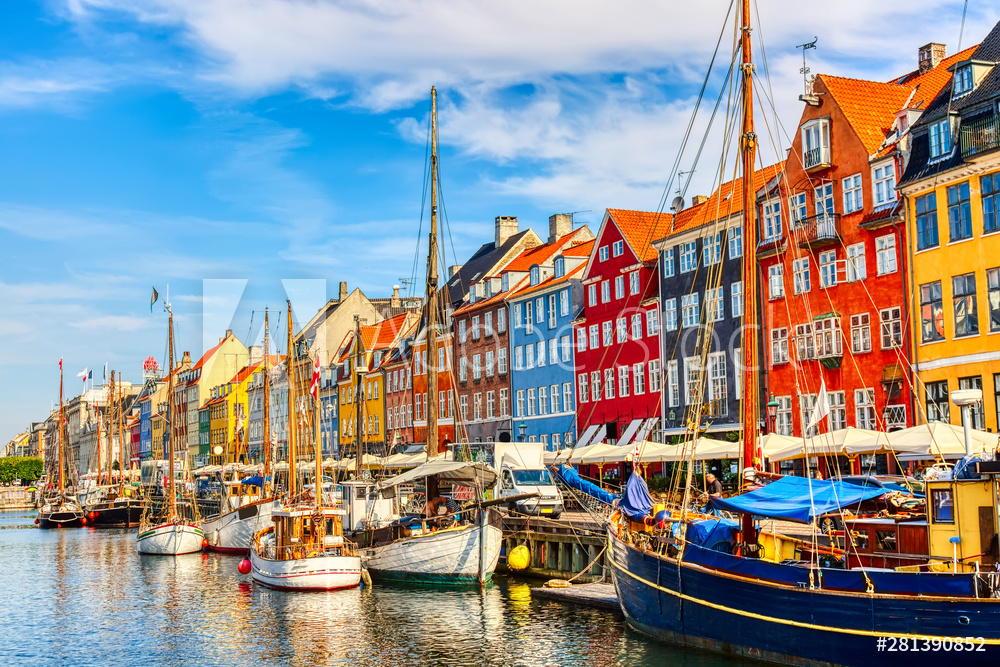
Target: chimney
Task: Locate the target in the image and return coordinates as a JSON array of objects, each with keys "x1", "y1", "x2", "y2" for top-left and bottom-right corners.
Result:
[
  {"x1": 548, "y1": 214, "x2": 573, "y2": 243},
  {"x1": 692, "y1": 195, "x2": 709, "y2": 205},
  {"x1": 918, "y1": 43, "x2": 946, "y2": 74},
  {"x1": 182, "y1": 351, "x2": 191, "y2": 366},
  {"x1": 249, "y1": 345, "x2": 263, "y2": 364},
  {"x1": 225, "y1": 328, "x2": 233, "y2": 339},
  {"x1": 391, "y1": 285, "x2": 401, "y2": 308},
  {"x1": 495, "y1": 215, "x2": 519, "y2": 247},
  {"x1": 339, "y1": 281, "x2": 348, "y2": 302},
  {"x1": 449, "y1": 264, "x2": 463, "y2": 278}
]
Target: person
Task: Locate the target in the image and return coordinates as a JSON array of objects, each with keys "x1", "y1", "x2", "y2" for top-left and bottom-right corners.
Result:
[
  {"x1": 705, "y1": 473, "x2": 723, "y2": 498},
  {"x1": 813, "y1": 470, "x2": 824, "y2": 481},
  {"x1": 423, "y1": 495, "x2": 448, "y2": 518}
]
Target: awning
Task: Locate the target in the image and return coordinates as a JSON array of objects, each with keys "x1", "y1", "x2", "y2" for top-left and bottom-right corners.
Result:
[
  {"x1": 575, "y1": 424, "x2": 601, "y2": 449},
  {"x1": 377, "y1": 459, "x2": 498, "y2": 491},
  {"x1": 635, "y1": 417, "x2": 658, "y2": 442},
  {"x1": 617, "y1": 419, "x2": 643, "y2": 448},
  {"x1": 710, "y1": 475, "x2": 888, "y2": 523}
]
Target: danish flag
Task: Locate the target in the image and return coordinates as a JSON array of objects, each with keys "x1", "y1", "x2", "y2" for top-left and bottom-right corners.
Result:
[{"x1": 310, "y1": 355, "x2": 321, "y2": 400}]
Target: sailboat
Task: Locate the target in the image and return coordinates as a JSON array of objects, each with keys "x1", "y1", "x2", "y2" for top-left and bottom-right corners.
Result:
[
  {"x1": 137, "y1": 300, "x2": 204, "y2": 554},
  {"x1": 87, "y1": 370, "x2": 144, "y2": 528},
  {"x1": 346, "y1": 87, "x2": 504, "y2": 585},
  {"x1": 202, "y1": 309, "x2": 281, "y2": 552},
  {"x1": 248, "y1": 300, "x2": 361, "y2": 590},
  {"x1": 606, "y1": 2, "x2": 1000, "y2": 664},
  {"x1": 37, "y1": 359, "x2": 85, "y2": 529}
]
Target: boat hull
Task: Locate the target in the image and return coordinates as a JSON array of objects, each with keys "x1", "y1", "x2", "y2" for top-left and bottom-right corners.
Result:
[
  {"x1": 202, "y1": 498, "x2": 279, "y2": 553},
  {"x1": 608, "y1": 526, "x2": 1000, "y2": 666},
  {"x1": 250, "y1": 548, "x2": 362, "y2": 591},
  {"x1": 136, "y1": 522, "x2": 204, "y2": 555},
  {"x1": 362, "y1": 513, "x2": 503, "y2": 584},
  {"x1": 87, "y1": 498, "x2": 145, "y2": 528},
  {"x1": 37, "y1": 500, "x2": 84, "y2": 529}
]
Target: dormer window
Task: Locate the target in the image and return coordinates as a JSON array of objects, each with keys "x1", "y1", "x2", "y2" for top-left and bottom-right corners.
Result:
[
  {"x1": 953, "y1": 66, "x2": 973, "y2": 97},
  {"x1": 801, "y1": 118, "x2": 831, "y2": 171},
  {"x1": 530, "y1": 266, "x2": 540, "y2": 286},
  {"x1": 929, "y1": 119, "x2": 951, "y2": 159},
  {"x1": 501, "y1": 273, "x2": 509, "y2": 292},
  {"x1": 554, "y1": 257, "x2": 565, "y2": 278},
  {"x1": 469, "y1": 284, "x2": 478, "y2": 303},
  {"x1": 483, "y1": 281, "x2": 491, "y2": 299}
]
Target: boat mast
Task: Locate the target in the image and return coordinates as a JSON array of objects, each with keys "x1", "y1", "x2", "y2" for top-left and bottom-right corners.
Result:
[
  {"x1": 118, "y1": 377, "x2": 126, "y2": 488},
  {"x1": 263, "y1": 309, "x2": 272, "y2": 495},
  {"x1": 353, "y1": 315, "x2": 363, "y2": 480},
  {"x1": 95, "y1": 378, "x2": 102, "y2": 487},
  {"x1": 286, "y1": 300, "x2": 298, "y2": 500},
  {"x1": 314, "y1": 355, "x2": 323, "y2": 515},
  {"x1": 108, "y1": 371, "x2": 115, "y2": 486},
  {"x1": 426, "y1": 86, "x2": 440, "y2": 458},
  {"x1": 166, "y1": 306, "x2": 176, "y2": 518},
  {"x1": 58, "y1": 362, "x2": 65, "y2": 494},
  {"x1": 739, "y1": 0, "x2": 760, "y2": 548}
]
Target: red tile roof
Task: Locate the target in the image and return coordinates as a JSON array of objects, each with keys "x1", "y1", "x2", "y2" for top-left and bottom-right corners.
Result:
[
  {"x1": 819, "y1": 75, "x2": 914, "y2": 156},
  {"x1": 604, "y1": 209, "x2": 673, "y2": 262},
  {"x1": 501, "y1": 228, "x2": 590, "y2": 273},
  {"x1": 668, "y1": 162, "x2": 783, "y2": 235},
  {"x1": 514, "y1": 262, "x2": 587, "y2": 299},
  {"x1": 892, "y1": 45, "x2": 978, "y2": 110},
  {"x1": 561, "y1": 239, "x2": 595, "y2": 257}
]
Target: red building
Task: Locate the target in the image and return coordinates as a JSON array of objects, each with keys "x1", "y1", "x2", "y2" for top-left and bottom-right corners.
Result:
[
  {"x1": 574, "y1": 209, "x2": 673, "y2": 450},
  {"x1": 757, "y1": 48, "x2": 969, "y2": 474},
  {"x1": 382, "y1": 344, "x2": 414, "y2": 451}
]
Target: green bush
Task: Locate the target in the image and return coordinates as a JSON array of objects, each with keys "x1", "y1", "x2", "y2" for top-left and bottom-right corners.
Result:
[{"x1": 0, "y1": 457, "x2": 44, "y2": 484}]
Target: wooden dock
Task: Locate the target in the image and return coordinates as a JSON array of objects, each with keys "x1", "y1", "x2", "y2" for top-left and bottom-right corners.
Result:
[
  {"x1": 501, "y1": 512, "x2": 609, "y2": 583},
  {"x1": 532, "y1": 583, "x2": 621, "y2": 614}
]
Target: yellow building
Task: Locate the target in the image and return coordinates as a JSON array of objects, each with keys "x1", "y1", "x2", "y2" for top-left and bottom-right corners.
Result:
[
  {"x1": 205, "y1": 361, "x2": 269, "y2": 464},
  {"x1": 899, "y1": 32, "x2": 1000, "y2": 431}
]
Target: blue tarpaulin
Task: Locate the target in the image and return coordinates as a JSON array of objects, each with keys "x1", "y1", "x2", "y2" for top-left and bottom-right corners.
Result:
[
  {"x1": 619, "y1": 472, "x2": 653, "y2": 521},
  {"x1": 554, "y1": 465, "x2": 618, "y2": 505},
  {"x1": 240, "y1": 475, "x2": 264, "y2": 487},
  {"x1": 687, "y1": 518, "x2": 739, "y2": 548},
  {"x1": 709, "y1": 475, "x2": 887, "y2": 523}
]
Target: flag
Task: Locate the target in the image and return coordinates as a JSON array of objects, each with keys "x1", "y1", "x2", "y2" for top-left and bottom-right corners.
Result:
[
  {"x1": 150, "y1": 287, "x2": 159, "y2": 312},
  {"x1": 310, "y1": 355, "x2": 321, "y2": 400},
  {"x1": 807, "y1": 379, "x2": 830, "y2": 431},
  {"x1": 77, "y1": 367, "x2": 88, "y2": 381},
  {"x1": 88, "y1": 370, "x2": 93, "y2": 381},
  {"x1": 58, "y1": 358, "x2": 62, "y2": 370},
  {"x1": 103, "y1": 363, "x2": 108, "y2": 382}
]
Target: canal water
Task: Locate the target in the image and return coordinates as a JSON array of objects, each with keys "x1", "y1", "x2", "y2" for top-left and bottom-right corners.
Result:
[{"x1": 1, "y1": 510, "x2": 740, "y2": 666}]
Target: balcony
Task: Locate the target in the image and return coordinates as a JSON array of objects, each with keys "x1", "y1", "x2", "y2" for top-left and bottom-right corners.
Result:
[
  {"x1": 802, "y1": 146, "x2": 831, "y2": 173},
  {"x1": 797, "y1": 213, "x2": 841, "y2": 250},
  {"x1": 960, "y1": 113, "x2": 1000, "y2": 158}
]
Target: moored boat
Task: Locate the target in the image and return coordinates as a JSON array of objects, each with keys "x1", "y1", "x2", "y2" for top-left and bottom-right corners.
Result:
[
  {"x1": 137, "y1": 519, "x2": 204, "y2": 555},
  {"x1": 37, "y1": 360, "x2": 84, "y2": 529}
]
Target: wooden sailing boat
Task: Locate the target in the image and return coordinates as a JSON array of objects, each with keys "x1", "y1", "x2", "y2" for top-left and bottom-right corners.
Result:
[
  {"x1": 248, "y1": 300, "x2": 361, "y2": 590},
  {"x1": 37, "y1": 359, "x2": 85, "y2": 529},
  {"x1": 87, "y1": 370, "x2": 145, "y2": 527},
  {"x1": 203, "y1": 308, "x2": 281, "y2": 552},
  {"x1": 137, "y1": 301, "x2": 204, "y2": 554},
  {"x1": 346, "y1": 87, "x2": 504, "y2": 585}
]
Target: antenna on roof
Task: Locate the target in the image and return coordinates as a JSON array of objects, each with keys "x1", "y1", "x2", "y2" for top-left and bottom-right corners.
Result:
[
  {"x1": 797, "y1": 37, "x2": 819, "y2": 104},
  {"x1": 676, "y1": 170, "x2": 695, "y2": 195},
  {"x1": 567, "y1": 210, "x2": 592, "y2": 226},
  {"x1": 670, "y1": 196, "x2": 685, "y2": 213}
]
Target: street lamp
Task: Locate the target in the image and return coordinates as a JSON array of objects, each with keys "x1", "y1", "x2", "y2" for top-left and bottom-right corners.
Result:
[
  {"x1": 517, "y1": 421, "x2": 527, "y2": 442},
  {"x1": 951, "y1": 389, "x2": 983, "y2": 457},
  {"x1": 765, "y1": 398, "x2": 780, "y2": 434}
]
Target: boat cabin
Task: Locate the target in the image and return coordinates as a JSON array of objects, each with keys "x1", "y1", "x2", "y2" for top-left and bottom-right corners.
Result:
[
  {"x1": 925, "y1": 476, "x2": 998, "y2": 572},
  {"x1": 842, "y1": 517, "x2": 929, "y2": 569},
  {"x1": 265, "y1": 506, "x2": 348, "y2": 561}
]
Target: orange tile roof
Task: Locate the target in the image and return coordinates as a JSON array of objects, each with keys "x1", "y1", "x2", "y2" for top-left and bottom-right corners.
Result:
[
  {"x1": 668, "y1": 162, "x2": 783, "y2": 235},
  {"x1": 604, "y1": 209, "x2": 674, "y2": 262},
  {"x1": 502, "y1": 228, "x2": 588, "y2": 272},
  {"x1": 818, "y1": 75, "x2": 914, "y2": 156},
  {"x1": 514, "y1": 262, "x2": 587, "y2": 299},
  {"x1": 191, "y1": 335, "x2": 231, "y2": 371},
  {"x1": 892, "y1": 45, "x2": 978, "y2": 110},
  {"x1": 561, "y1": 239, "x2": 595, "y2": 257}
]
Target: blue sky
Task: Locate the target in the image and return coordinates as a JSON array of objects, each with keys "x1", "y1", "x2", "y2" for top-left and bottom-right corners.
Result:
[{"x1": 2, "y1": 0, "x2": 998, "y2": 443}]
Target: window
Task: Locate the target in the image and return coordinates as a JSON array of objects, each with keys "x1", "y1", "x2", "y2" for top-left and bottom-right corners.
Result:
[
  {"x1": 537, "y1": 340, "x2": 546, "y2": 367},
  {"x1": 535, "y1": 298, "x2": 544, "y2": 324},
  {"x1": 500, "y1": 388, "x2": 509, "y2": 416},
  {"x1": 550, "y1": 384, "x2": 559, "y2": 413},
  {"x1": 920, "y1": 281, "x2": 945, "y2": 343},
  {"x1": 842, "y1": 173, "x2": 863, "y2": 213},
  {"x1": 561, "y1": 335, "x2": 571, "y2": 362},
  {"x1": 775, "y1": 396, "x2": 792, "y2": 436},
  {"x1": 792, "y1": 257, "x2": 811, "y2": 294},
  {"x1": 684, "y1": 356, "x2": 702, "y2": 405},
  {"x1": 646, "y1": 309, "x2": 659, "y2": 337},
  {"x1": 560, "y1": 289, "x2": 570, "y2": 316},
  {"x1": 633, "y1": 363, "x2": 645, "y2": 395},
  {"x1": 551, "y1": 433, "x2": 560, "y2": 451},
  {"x1": 471, "y1": 315, "x2": 480, "y2": 340},
  {"x1": 814, "y1": 318, "x2": 842, "y2": 358},
  {"x1": 589, "y1": 324, "x2": 598, "y2": 349},
  {"x1": 682, "y1": 294, "x2": 700, "y2": 327},
  {"x1": 563, "y1": 383, "x2": 572, "y2": 413},
  {"x1": 771, "y1": 327, "x2": 789, "y2": 364},
  {"x1": 485, "y1": 350, "x2": 495, "y2": 377},
  {"x1": 487, "y1": 391, "x2": 495, "y2": 419},
  {"x1": 604, "y1": 368, "x2": 615, "y2": 399},
  {"x1": 614, "y1": 275, "x2": 625, "y2": 299},
  {"x1": 953, "y1": 272, "x2": 978, "y2": 337},
  {"x1": 931, "y1": 488, "x2": 954, "y2": 524},
  {"x1": 602, "y1": 321, "x2": 612, "y2": 346},
  {"x1": 587, "y1": 284, "x2": 597, "y2": 307},
  {"x1": 948, "y1": 181, "x2": 972, "y2": 241},
  {"x1": 663, "y1": 248, "x2": 675, "y2": 277},
  {"x1": 529, "y1": 266, "x2": 540, "y2": 287},
  {"x1": 988, "y1": 268, "x2": 1000, "y2": 332},
  {"x1": 706, "y1": 287, "x2": 724, "y2": 322},
  {"x1": 578, "y1": 374, "x2": 589, "y2": 403},
  {"x1": 577, "y1": 328, "x2": 587, "y2": 352},
  {"x1": 872, "y1": 162, "x2": 896, "y2": 206},
  {"x1": 728, "y1": 227, "x2": 743, "y2": 259},
  {"x1": 851, "y1": 314, "x2": 871, "y2": 354},
  {"x1": 802, "y1": 118, "x2": 830, "y2": 168},
  {"x1": 929, "y1": 119, "x2": 951, "y2": 159},
  {"x1": 795, "y1": 323, "x2": 815, "y2": 360},
  {"x1": 954, "y1": 66, "x2": 973, "y2": 96},
  {"x1": 768, "y1": 265, "x2": 784, "y2": 299},
  {"x1": 800, "y1": 394, "x2": 818, "y2": 437},
  {"x1": 599, "y1": 246, "x2": 609, "y2": 262},
  {"x1": 601, "y1": 281, "x2": 610, "y2": 304},
  {"x1": 666, "y1": 359, "x2": 678, "y2": 406},
  {"x1": 959, "y1": 376, "x2": 985, "y2": 430},
  {"x1": 538, "y1": 387, "x2": 548, "y2": 415},
  {"x1": 458, "y1": 320, "x2": 467, "y2": 343},
  {"x1": 915, "y1": 192, "x2": 939, "y2": 250},
  {"x1": 612, "y1": 240, "x2": 624, "y2": 257},
  {"x1": 846, "y1": 243, "x2": 866, "y2": 282},
  {"x1": 664, "y1": 299, "x2": 678, "y2": 330},
  {"x1": 631, "y1": 313, "x2": 642, "y2": 340},
  {"x1": 459, "y1": 357, "x2": 468, "y2": 382},
  {"x1": 484, "y1": 310, "x2": 493, "y2": 336},
  {"x1": 591, "y1": 371, "x2": 600, "y2": 401},
  {"x1": 554, "y1": 257, "x2": 565, "y2": 278},
  {"x1": 498, "y1": 308, "x2": 507, "y2": 333},
  {"x1": 879, "y1": 307, "x2": 902, "y2": 349},
  {"x1": 527, "y1": 389, "x2": 536, "y2": 416},
  {"x1": 629, "y1": 271, "x2": 640, "y2": 296},
  {"x1": 460, "y1": 395, "x2": 469, "y2": 421},
  {"x1": 708, "y1": 352, "x2": 727, "y2": 415},
  {"x1": 474, "y1": 393, "x2": 482, "y2": 421},
  {"x1": 984, "y1": 173, "x2": 1000, "y2": 234},
  {"x1": 855, "y1": 388, "x2": 877, "y2": 430},
  {"x1": 680, "y1": 242, "x2": 697, "y2": 273},
  {"x1": 819, "y1": 250, "x2": 837, "y2": 288},
  {"x1": 875, "y1": 234, "x2": 897, "y2": 275},
  {"x1": 790, "y1": 192, "x2": 809, "y2": 225},
  {"x1": 525, "y1": 302, "x2": 533, "y2": 334},
  {"x1": 731, "y1": 281, "x2": 743, "y2": 318},
  {"x1": 548, "y1": 294, "x2": 557, "y2": 328},
  {"x1": 762, "y1": 198, "x2": 782, "y2": 240},
  {"x1": 830, "y1": 391, "x2": 847, "y2": 431},
  {"x1": 513, "y1": 304, "x2": 522, "y2": 329},
  {"x1": 618, "y1": 366, "x2": 630, "y2": 397},
  {"x1": 516, "y1": 390, "x2": 525, "y2": 418},
  {"x1": 498, "y1": 348, "x2": 508, "y2": 374},
  {"x1": 815, "y1": 182, "x2": 834, "y2": 218},
  {"x1": 703, "y1": 233, "x2": 721, "y2": 266},
  {"x1": 525, "y1": 345, "x2": 534, "y2": 369},
  {"x1": 926, "y1": 380, "x2": 949, "y2": 423},
  {"x1": 733, "y1": 347, "x2": 742, "y2": 399},
  {"x1": 514, "y1": 346, "x2": 523, "y2": 371}
]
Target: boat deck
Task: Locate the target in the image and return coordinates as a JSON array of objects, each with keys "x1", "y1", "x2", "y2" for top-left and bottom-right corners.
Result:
[{"x1": 531, "y1": 583, "x2": 621, "y2": 614}]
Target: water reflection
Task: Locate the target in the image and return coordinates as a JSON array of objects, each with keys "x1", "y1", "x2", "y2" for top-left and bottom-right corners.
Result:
[{"x1": 0, "y1": 510, "x2": 741, "y2": 666}]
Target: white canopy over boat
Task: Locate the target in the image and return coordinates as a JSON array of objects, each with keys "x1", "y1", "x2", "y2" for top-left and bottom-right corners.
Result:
[
  {"x1": 766, "y1": 428, "x2": 887, "y2": 462},
  {"x1": 377, "y1": 459, "x2": 498, "y2": 491},
  {"x1": 879, "y1": 423, "x2": 999, "y2": 461}
]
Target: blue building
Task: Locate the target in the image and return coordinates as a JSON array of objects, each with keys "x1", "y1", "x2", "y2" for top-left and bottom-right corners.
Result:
[
  {"x1": 508, "y1": 238, "x2": 593, "y2": 450},
  {"x1": 136, "y1": 377, "x2": 163, "y2": 460}
]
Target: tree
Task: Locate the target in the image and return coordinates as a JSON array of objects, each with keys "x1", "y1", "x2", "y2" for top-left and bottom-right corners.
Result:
[{"x1": 0, "y1": 457, "x2": 44, "y2": 484}]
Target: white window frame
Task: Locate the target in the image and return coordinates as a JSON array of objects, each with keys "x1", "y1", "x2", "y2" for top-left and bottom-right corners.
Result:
[
  {"x1": 842, "y1": 173, "x2": 863, "y2": 213},
  {"x1": 872, "y1": 160, "x2": 897, "y2": 206},
  {"x1": 875, "y1": 233, "x2": 897, "y2": 275},
  {"x1": 792, "y1": 257, "x2": 811, "y2": 294},
  {"x1": 846, "y1": 242, "x2": 866, "y2": 282},
  {"x1": 768, "y1": 264, "x2": 784, "y2": 299},
  {"x1": 850, "y1": 313, "x2": 871, "y2": 354}
]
